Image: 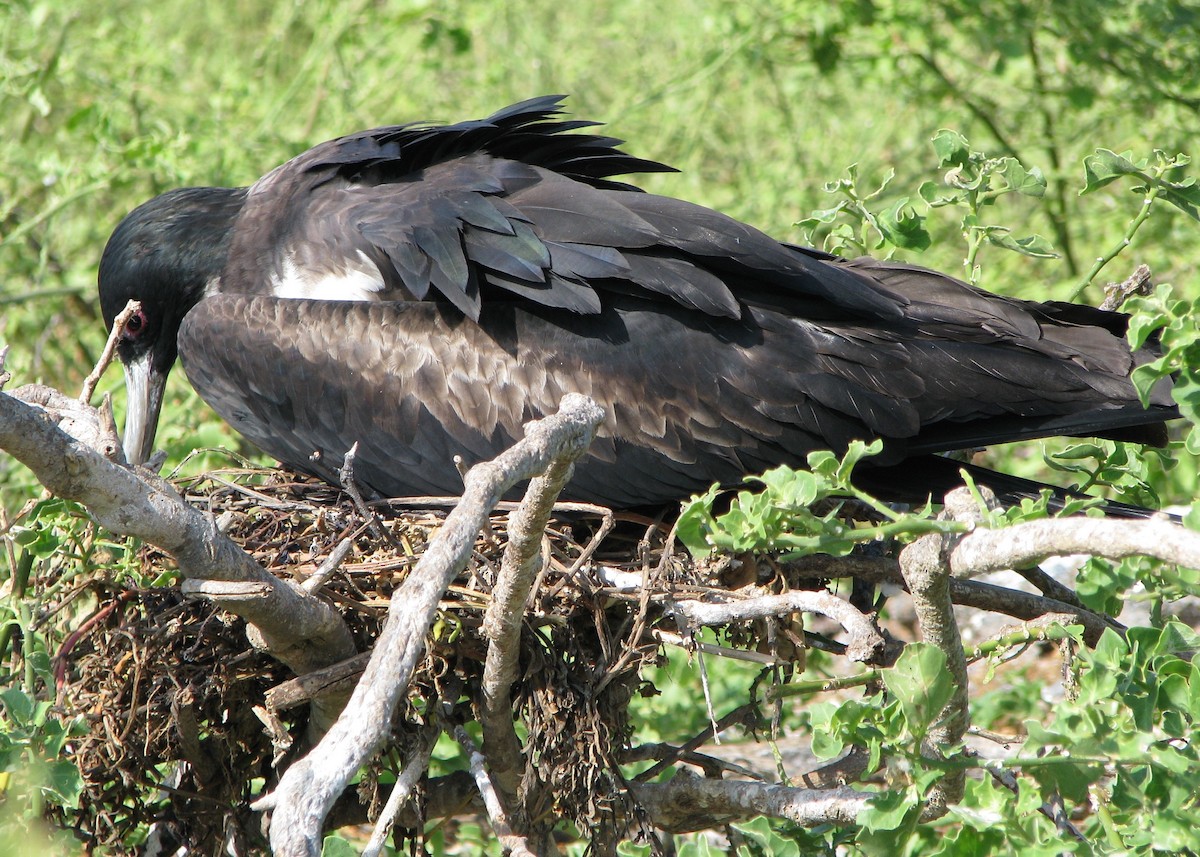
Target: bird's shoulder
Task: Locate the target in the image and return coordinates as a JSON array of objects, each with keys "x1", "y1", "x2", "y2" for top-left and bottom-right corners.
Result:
[{"x1": 221, "y1": 97, "x2": 912, "y2": 323}]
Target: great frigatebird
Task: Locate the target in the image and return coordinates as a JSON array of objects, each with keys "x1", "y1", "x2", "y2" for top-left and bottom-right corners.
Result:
[{"x1": 98, "y1": 96, "x2": 1177, "y2": 509}]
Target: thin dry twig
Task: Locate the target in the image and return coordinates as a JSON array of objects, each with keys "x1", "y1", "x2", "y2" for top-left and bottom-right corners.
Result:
[
  {"x1": 453, "y1": 724, "x2": 539, "y2": 857},
  {"x1": 340, "y1": 443, "x2": 402, "y2": 550},
  {"x1": 633, "y1": 702, "x2": 762, "y2": 783},
  {"x1": 301, "y1": 538, "x2": 356, "y2": 594},
  {"x1": 79, "y1": 298, "x2": 140, "y2": 405},
  {"x1": 362, "y1": 722, "x2": 440, "y2": 857}
]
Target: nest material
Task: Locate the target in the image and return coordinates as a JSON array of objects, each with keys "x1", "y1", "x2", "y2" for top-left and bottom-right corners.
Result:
[{"x1": 53, "y1": 466, "x2": 743, "y2": 854}]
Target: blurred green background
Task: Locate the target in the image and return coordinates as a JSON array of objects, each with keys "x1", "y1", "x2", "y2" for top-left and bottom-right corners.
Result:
[{"x1": 3, "y1": 0, "x2": 1199, "y2": 506}]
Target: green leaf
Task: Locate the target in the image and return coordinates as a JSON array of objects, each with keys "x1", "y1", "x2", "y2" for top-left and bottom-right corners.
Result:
[
  {"x1": 1156, "y1": 177, "x2": 1200, "y2": 221},
  {"x1": 878, "y1": 197, "x2": 931, "y2": 250},
  {"x1": 931, "y1": 129, "x2": 970, "y2": 167},
  {"x1": 860, "y1": 787, "x2": 919, "y2": 833},
  {"x1": 1184, "y1": 503, "x2": 1200, "y2": 533},
  {"x1": 1126, "y1": 309, "x2": 1168, "y2": 350},
  {"x1": 797, "y1": 202, "x2": 848, "y2": 228},
  {"x1": 882, "y1": 643, "x2": 953, "y2": 739},
  {"x1": 985, "y1": 230, "x2": 1058, "y2": 258},
  {"x1": 999, "y1": 159, "x2": 1047, "y2": 197},
  {"x1": 917, "y1": 179, "x2": 951, "y2": 205},
  {"x1": 752, "y1": 466, "x2": 820, "y2": 508},
  {"x1": 1081, "y1": 148, "x2": 1145, "y2": 194},
  {"x1": 0, "y1": 688, "x2": 35, "y2": 727},
  {"x1": 321, "y1": 834, "x2": 358, "y2": 857},
  {"x1": 731, "y1": 817, "x2": 805, "y2": 856},
  {"x1": 41, "y1": 759, "x2": 83, "y2": 809}
]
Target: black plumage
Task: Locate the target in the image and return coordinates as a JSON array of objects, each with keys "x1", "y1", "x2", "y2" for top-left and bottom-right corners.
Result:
[{"x1": 98, "y1": 96, "x2": 1176, "y2": 508}]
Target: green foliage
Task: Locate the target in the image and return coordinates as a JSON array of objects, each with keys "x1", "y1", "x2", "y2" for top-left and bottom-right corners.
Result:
[
  {"x1": 320, "y1": 834, "x2": 360, "y2": 857},
  {"x1": 1127, "y1": 284, "x2": 1200, "y2": 461},
  {"x1": 0, "y1": 688, "x2": 85, "y2": 813},
  {"x1": 920, "y1": 129, "x2": 1056, "y2": 283},
  {"x1": 1076, "y1": 150, "x2": 1200, "y2": 297},
  {"x1": 798, "y1": 129, "x2": 1057, "y2": 279},
  {"x1": 797, "y1": 165, "x2": 932, "y2": 256},
  {"x1": 678, "y1": 441, "x2": 964, "y2": 558}
]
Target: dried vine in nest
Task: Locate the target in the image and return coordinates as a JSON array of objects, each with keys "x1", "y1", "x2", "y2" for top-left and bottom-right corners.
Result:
[
  {"x1": 58, "y1": 588, "x2": 289, "y2": 853},
  {"x1": 52, "y1": 466, "x2": 730, "y2": 852}
]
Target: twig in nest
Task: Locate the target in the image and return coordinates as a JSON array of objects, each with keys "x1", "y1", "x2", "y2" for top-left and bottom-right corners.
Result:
[
  {"x1": 566, "y1": 506, "x2": 617, "y2": 575},
  {"x1": 453, "y1": 724, "x2": 538, "y2": 857},
  {"x1": 301, "y1": 537, "x2": 356, "y2": 594},
  {"x1": 594, "y1": 514, "x2": 676, "y2": 696},
  {"x1": 80, "y1": 299, "x2": 140, "y2": 405},
  {"x1": 363, "y1": 721, "x2": 440, "y2": 857},
  {"x1": 252, "y1": 704, "x2": 294, "y2": 765}
]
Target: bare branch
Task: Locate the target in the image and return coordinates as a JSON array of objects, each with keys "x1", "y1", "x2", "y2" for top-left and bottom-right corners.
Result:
[
  {"x1": 632, "y1": 775, "x2": 869, "y2": 833},
  {"x1": 259, "y1": 394, "x2": 604, "y2": 857},
  {"x1": 949, "y1": 516, "x2": 1200, "y2": 578},
  {"x1": 667, "y1": 590, "x2": 886, "y2": 664},
  {"x1": 0, "y1": 384, "x2": 357, "y2": 729},
  {"x1": 899, "y1": 496, "x2": 972, "y2": 810},
  {"x1": 1100, "y1": 264, "x2": 1152, "y2": 311},
  {"x1": 266, "y1": 652, "x2": 372, "y2": 712},
  {"x1": 480, "y1": 444, "x2": 579, "y2": 808},
  {"x1": 783, "y1": 553, "x2": 1120, "y2": 645}
]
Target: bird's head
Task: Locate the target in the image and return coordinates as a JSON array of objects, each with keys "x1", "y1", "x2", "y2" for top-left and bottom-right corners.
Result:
[{"x1": 98, "y1": 186, "x2": 247, "y2": 465}]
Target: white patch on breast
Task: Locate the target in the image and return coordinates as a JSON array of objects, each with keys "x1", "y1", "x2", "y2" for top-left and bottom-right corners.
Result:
[{"x1": 270, "y1": 250, "x2": 386, "y2": 301}]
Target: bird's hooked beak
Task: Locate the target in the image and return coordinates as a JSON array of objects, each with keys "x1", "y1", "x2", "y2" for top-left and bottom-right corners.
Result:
[{"x1": 121, "y1": 350, "x2": 167, "y2": 466}]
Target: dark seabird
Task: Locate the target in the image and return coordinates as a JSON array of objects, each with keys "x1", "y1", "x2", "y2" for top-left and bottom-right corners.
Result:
[{"x1": 97, "y1": 96, "x2": 1176, "y2": 509}]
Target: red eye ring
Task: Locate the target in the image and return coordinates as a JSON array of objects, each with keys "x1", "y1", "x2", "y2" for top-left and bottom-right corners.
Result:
[{"x1": 123, "y1": 309, "x2": 147, "y2": 340}]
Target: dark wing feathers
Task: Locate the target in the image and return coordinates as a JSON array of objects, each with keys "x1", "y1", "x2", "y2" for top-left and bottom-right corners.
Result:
[
  {"x1": 206, "y1": 97, "x2": 1174, "y2": 506},
  {"x1": 178, "y1": 284, "x2": 1169, "y2": 508},
  {"x1": 178, "y1": 295, "x2": 860, "y2": 504}
]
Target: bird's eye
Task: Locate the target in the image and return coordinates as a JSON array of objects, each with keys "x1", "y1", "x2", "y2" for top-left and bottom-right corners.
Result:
[{"x1": 123, "y1": 309, "x2": 148, "y2": 340}]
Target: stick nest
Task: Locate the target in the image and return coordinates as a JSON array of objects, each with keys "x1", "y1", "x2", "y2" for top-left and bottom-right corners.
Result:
[{"x1": 53, "y1": 466, "x2": 756, "y2": 854}]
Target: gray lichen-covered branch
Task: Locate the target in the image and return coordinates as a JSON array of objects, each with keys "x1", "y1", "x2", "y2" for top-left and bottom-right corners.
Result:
[
  {"x1": 480, "y1": 450, "x2": 581, "y2": 811},
  {"x1": 667, "y1": 589, "x2": 888, "y2": 664},
  {"x1": 0, "y1": 381, "x2": 358, "y2": 729}
]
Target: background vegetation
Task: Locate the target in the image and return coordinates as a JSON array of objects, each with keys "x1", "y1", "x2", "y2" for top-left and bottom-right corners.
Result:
[{"x1": 1, "y1": 0, "x2": 1199, "y2": 853}]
